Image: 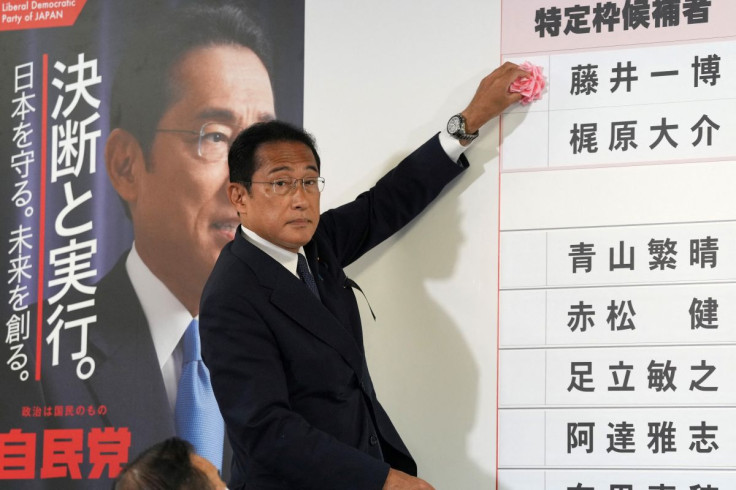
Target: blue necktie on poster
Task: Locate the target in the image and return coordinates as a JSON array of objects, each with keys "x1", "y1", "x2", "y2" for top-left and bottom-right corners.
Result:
[
  {"x1": 297, "y1": 253, "x2": 321, "y2": 299},
  {"x1": 175, "y1": 319, "x2": 224, "y2": 471}
]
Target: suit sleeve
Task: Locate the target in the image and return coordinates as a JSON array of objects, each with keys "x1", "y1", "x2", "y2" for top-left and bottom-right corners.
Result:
[
  {"x1": 200, "y1": 268, "x2": 389, "y2": 490},
  {"x1": 318, "y1": 133, "x2": 468, "y2": 268}
]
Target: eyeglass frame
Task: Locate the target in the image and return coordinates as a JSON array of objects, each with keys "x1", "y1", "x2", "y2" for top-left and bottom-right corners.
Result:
[
  {"x1": 155, "y1": 121, "x2": 240, "y2": 162},
  {"x1": 240, "y1": 177, "x2": 326, "y2": 195}
]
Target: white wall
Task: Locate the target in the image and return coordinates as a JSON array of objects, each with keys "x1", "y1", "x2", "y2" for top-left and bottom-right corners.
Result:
[{"x1": 305, "y1": 1, "x2": 502, "y2": 488}]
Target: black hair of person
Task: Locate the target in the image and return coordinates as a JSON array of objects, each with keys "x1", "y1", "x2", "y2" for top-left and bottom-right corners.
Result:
[{"x1": 228, "y1": 120, "x2": 321, "y2": 192}]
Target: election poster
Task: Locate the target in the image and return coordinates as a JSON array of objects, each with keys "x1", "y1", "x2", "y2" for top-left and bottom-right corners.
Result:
[{"x1": 0, "y1": 1, "x2": 304, "y2": 487}]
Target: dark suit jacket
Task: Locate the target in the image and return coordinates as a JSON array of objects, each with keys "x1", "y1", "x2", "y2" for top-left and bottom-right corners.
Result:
[
  {"x1": 200, "y1": 134, "x2": 467, "y2": 490},
  {"x1": 24, "y1": 254, "x2": 230, "y2": 489},
  {"x1": 31, "y1": 256, "x2": 175, "y2": 489}
]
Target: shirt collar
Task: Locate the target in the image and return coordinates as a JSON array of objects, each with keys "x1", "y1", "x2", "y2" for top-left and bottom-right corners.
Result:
[
  {"x1": 240, "y1": 225, "x2": 303, "y2": 278},
  {"x1": 125, "y1": 243, "x2": 193, "y2": 370}
]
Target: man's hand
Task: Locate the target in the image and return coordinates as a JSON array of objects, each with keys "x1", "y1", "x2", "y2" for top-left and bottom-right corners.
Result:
[
  {"x1": 383, "y1": 468, "x2": 435, "y2": 490},
  {"x1": 461, "y1": 61, "x2": 531, "y2": 136}
]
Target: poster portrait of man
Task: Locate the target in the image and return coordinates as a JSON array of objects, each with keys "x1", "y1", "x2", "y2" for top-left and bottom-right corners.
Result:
[{"x1": 0, "y1": 1, "x2": 304, "y2": 487}]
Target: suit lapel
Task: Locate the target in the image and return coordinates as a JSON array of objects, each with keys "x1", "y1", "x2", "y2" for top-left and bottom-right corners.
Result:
[
  {"x1": 84, "y1": 256, "x2": 175, "y2": 443},
  {"x1": 232, "y1": 233, "x2": 366, "y2": 379}
]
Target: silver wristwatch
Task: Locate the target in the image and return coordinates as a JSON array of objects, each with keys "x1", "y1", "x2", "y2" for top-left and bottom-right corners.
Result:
[{"x1": 446, "y1": 113, "x2": 479, "y2": 141}]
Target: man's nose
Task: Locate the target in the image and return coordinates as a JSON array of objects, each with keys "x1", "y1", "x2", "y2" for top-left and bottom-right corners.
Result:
[{"x1": 290, "y1": 181, "x2": 309, "y2": 206}]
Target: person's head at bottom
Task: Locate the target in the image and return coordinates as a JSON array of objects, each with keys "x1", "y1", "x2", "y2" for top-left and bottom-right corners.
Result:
[{"x1": 113, "y1": 437, "x2": 227, "y2": 490}]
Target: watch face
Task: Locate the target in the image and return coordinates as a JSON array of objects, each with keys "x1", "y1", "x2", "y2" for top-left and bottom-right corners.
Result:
[{"x1": 447, "y1": 116, "x2": 460, "y2": 134}]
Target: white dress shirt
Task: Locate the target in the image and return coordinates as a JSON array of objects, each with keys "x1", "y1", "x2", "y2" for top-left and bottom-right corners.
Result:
[
  {"x1": 240, "y1": 226, "x2": 305, "y2": 278},
  {"x1": 437, "y1": 128, "x2": 467, "y2": 164},
  {"x1": 126, "y1": 243, "x2": 193, "y2": 413}
]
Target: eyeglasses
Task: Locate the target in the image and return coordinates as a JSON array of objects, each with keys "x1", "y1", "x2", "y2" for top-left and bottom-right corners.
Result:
[
  {"x1": 243, "y1": 177, "x2": 326, "y2": 196},
  {"x1": 155, "y1": 122, "x2": 239, "y2": 162}
]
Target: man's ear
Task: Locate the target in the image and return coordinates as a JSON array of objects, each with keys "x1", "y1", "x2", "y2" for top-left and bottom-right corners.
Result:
[
  {"x1": 227, "y1": 182, "x2": 249, "y2": 216},
  {"x1": 105, "y1": 128, "x2": 146, "y2": 206}
]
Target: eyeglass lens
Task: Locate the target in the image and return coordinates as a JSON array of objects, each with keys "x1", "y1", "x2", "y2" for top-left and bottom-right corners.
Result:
[
  {"x1": 272, "y1": 178, "x2": 325, "y2": 195},
  {"x1": 198, "y1": 122, "x2": 237, "y2": 162}
]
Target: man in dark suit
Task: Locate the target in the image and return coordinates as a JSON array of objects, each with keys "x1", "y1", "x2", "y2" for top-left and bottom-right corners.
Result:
[{"x1": 200, "y1": 62, "x2": 527, "y2": 489}]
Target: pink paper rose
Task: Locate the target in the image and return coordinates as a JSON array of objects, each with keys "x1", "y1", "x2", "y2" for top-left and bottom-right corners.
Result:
[{"x1": 509, "y1": 61, "x2": 546, "y2": 105}]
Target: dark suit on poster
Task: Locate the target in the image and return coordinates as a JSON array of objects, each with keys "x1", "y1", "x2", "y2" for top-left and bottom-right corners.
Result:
[
  {"x1": 35, "y1": 257, "x2": 232, "y2": 489},
  {"x1": 200, "y1": 134, "x2": 468, "y2": 490},
  {"x1": 36, "y1": 256, "x2": 173, "y2": 489},
  {"x1": 0, "y1": 257, "x2": 172, "y2": 490}
]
